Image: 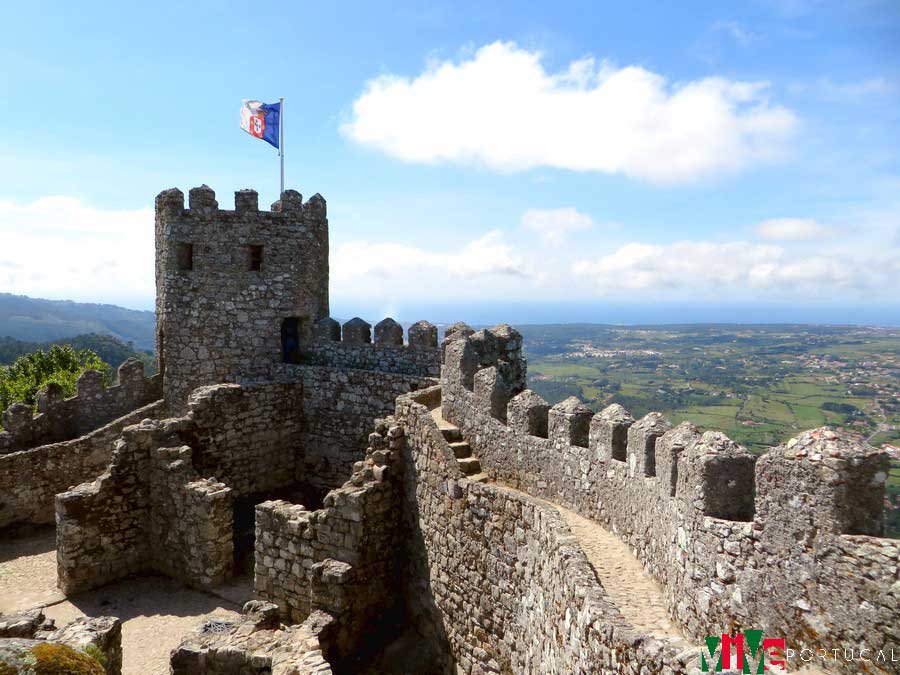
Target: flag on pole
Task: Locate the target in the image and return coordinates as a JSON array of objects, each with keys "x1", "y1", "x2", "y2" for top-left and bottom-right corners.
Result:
[{"x1": 240, "y1": 100, "x2": 281, "y2": 149}]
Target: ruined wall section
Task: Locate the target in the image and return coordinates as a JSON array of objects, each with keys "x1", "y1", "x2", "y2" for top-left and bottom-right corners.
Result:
[
  {"x1": 394, "y1": 386, "x2": 694, "y2": 674},
  {"x1": 0, "y1": 358, "x2": 161, "y2": 454},
  {"x1": 55, "y1": 383, "x2": 311, "y2": 593},
  {"x1": 440, "y1": 325, "x2": 897, "y2": 674},
  {"x1": 255, "y1": 418, "x2": 405, "y2": 661},
  {"x1": 187, "y1": 382, "x2": 302, "y2": 498},
  {"x1": 291, "y1": 364, "x2": 435, "y2": 493},
  {"x1": 0, "y1": 399, "x2": 165, "y2": 529},
  {"x1": 171, "y1": 602, "x2": 334, "y2": 675},
  {"x1": 155, "y1": 186, "x2": 329, "y2": 408}
]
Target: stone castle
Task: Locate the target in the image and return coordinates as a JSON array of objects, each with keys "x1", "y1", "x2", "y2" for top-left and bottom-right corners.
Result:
[{"x1": 0, "y1": 186, "x2": 896, "y2": 674}]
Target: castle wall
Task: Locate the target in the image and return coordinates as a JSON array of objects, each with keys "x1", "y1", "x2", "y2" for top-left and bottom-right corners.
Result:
[
  {"x1": 291, "y1": 363, "x2": 435, "y2": 493},
  {"x1": 439, "y1": 326, "x2": 898, "y2": 674},
  {"x1": 254, "y1": 419, "x2": 403, "y2": 660},
  {"x1": 394, "y1": 386, "x2": 694, "y2": 674},
  {"x1": 188, "y1": 382, "x2": 302, "y2": 498},
  {"x1": 298, "y1": 341, "x2": 440, "y2": 378},
  {"x1": 155, "y1": 186, "x2": 329, "y2": 408},
  {"x1": 56, "y1": 384, "x2": 297, "y2": 593},
  {"x1": 0, "y1": 359, "x2": 161, "y2": 455},
  {"x1": 0, "y1": 399, "x2": 165, "y2": 529}
]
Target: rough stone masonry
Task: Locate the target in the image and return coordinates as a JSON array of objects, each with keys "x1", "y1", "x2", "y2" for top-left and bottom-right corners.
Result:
[{"x1": 1, "y1": 185, "x2": 896, "y2": 675}]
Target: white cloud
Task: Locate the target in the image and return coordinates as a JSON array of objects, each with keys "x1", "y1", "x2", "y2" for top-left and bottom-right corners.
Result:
[
  {"x1": 0, "y1": 197, "x2": 154, "y2": 305},
  {"x1": 342, "y1": 41, "x2": 797, "y2": 184},
  {"x1": 521, "y1": 207, "x2": 596, "y2": 246},
  {"x1": 754, "y1": 217, "x2": 832, "y2": 240},
  {"x1": 573, "y1": 239, "x2": 888, "y2": 295},
  {"x1": 789, "y1": 77, "x2": 896, "y2": 103},
  {"x1": 332, "y1": 230, "x2": 538, "y2": 300}
]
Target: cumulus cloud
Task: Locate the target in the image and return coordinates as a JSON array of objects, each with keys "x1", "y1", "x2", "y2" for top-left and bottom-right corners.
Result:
[
  {"x1": 332, "y1": 230, "x2": 536, "y2": 300},
  {"x1": 572, "y1": 239, "x2": 884, "y2": 295},
  {"x1": 0, "y1": 197, "x2": 154, "y2": 305},
  {"x1": 521, "y1": 207, "x2": 597, "y2": 246},
  {"x1": 754, "y1": 217, "x2": 832, "y2": 241},
  {"x1": 342, "y1": 41, "x2": 797, "y2": 184}
]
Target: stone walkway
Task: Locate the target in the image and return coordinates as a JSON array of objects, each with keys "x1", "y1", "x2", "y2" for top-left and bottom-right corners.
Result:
[
  {"x1": 433, "y1": 406, "x2": 685, "y2": 643},
  {"x1": 0, "y1": 527, "x2": 247, "y2": 675},
  {"x1": 550, "y1": 502, "x2": 686, "y2": 642}
]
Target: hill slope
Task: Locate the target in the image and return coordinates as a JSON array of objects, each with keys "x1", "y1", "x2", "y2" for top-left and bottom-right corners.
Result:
[
  {"x1": 0, "y1": 294, "x2": 155, "y2": 349},
  {"x1": 0, "y1": 333, "x2": 155, "y2": 372}
]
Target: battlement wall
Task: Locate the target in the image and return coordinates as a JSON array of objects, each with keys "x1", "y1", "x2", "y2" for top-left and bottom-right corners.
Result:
[
  {"x1": 440, "y1": 325, "x2": 897, "y2": 673},
  {"x1": 155, "y1": 185, "x2": 329, "y2": 408},
  {"x1": 0, "y1": 358, "x2": 161, "y2": 454},
  {"x1": 296, "y1": 316, "x2": 440, "y2": 378},
  {"x1": 0, "y1": 398, "x2": 166, "y2": 529},
  {"x1": 393, "y1": 386, "x2": 695, "y2": 674}
]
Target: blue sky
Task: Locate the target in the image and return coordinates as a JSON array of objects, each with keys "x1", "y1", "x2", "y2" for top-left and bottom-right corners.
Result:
[{"x1": 1, "y1": 0, "x2": 898, "y2": 324}]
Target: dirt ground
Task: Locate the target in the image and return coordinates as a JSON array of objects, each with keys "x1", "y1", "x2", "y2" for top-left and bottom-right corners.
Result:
[{"x1": 1, "y1": 526, "x2": 246, "y2": 675}]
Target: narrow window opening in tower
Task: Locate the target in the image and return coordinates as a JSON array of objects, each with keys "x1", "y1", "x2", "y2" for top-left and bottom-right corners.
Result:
[
  {"x1": 176, "y1": 242, "x2": 193, "y2": 271},
  {"x1": 248, "y1": 244, "x2": 263, "y2": 271}
]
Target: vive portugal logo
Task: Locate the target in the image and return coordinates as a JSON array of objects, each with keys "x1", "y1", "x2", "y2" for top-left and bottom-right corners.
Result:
[{"x1": 701, "y1": 630, "x2": 786, "y2": 673}]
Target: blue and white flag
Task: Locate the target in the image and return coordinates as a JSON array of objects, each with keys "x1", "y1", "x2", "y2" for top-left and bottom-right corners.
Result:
[{"x1": 240, "y1": 100, "x2": 280, "y2": 149}]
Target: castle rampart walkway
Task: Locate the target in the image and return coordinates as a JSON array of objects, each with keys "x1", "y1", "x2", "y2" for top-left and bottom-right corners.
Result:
[{"x1": 433, "y1": 405, "x2": 688, "y2": 646}]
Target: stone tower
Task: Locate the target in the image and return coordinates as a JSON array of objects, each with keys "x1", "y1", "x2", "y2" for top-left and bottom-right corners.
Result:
[{"x1": 155, "y1": 186, "x2": 329, "y2": 407}]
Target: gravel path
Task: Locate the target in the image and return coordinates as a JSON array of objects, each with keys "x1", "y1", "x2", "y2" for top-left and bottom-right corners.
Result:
[{"x1": 0, "y1": 527, "x2": 246, "y2": 675}]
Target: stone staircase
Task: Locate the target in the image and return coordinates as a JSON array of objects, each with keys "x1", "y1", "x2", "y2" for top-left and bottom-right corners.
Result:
[{"x1": 431, "y1": 407, "x2": 488, "y2": 483}]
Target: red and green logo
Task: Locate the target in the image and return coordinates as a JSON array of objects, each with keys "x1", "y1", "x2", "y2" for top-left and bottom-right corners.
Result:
[{"x1": 701, "y1": 630, "x2": 786, "y2": 673}]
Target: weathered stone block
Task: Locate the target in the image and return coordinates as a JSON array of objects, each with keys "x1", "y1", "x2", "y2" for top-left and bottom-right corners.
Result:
[
  {"x1": 313, "y1": 317, "x2": 341, "y2": 342},
  {"x1": 626, "y1": 412, "x2": 671, "y2": 477},
  {"x1": 507, "y1": 389, "x2": 550, "y2": 438},
  {"x1": 589, "y1": 404, "x2": 634, "y2": 462},
  {"x1": 342, "y1": 318, "x2": 371, "y2": 344},
  {"x1": 408, "y1": 320, "x2": 438, "y2": 349},
  {"x1": 655, "y1": 422, "x2": 699, "y2": 497},
  {"x1": 677, "y1": 430, "x2": 756, "y2": 521},
  {"x1": 549, "y1": 397, "x2": 593, "y2": 448},
  {"x1": 374, "y1": 318, "x2": 403, "y2": 346},
  {"x1": 756, "y1": 427, "x2": 889, "y2": 536}
]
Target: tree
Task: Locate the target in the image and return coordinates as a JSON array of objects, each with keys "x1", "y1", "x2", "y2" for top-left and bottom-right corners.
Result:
[{"x1": 0, "y1": 344, "x2": 109, "y2": 415}]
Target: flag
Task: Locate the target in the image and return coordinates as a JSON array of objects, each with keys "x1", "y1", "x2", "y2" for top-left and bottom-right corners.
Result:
[{"x1": 240, "y1": 100, "x2": 280, "y2": 149}]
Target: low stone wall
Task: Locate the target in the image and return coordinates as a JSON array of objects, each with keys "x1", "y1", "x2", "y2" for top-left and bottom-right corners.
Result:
[
  {"x1": 171, "y1": 601, "x2": 334, "y2": 675},
  {"x1": 0, "y1": 399, "x2": 165, "y2": 529},
  {"x1": 56, "y1": 401, "x2": 236, "y2": 594},
  {"x1": 255, "y1": 418, "x2": 404, "y2": 660},
  {"x1": 395, "y1": 387, "x2": 694, "y2": 674},
  {"x1": 0, "y1": 358, "x2": 161, "y2": 454},
  {"x1": 440, "y1": 325, "x2": 898, "y2": 674}
]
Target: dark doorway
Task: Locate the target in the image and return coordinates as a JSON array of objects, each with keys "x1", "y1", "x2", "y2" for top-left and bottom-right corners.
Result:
[{"x1": 281, "y1": 317, "x2": 301, "y2": 363}]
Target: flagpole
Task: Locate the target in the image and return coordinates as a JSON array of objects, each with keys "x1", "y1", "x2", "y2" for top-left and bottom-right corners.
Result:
[{"x1": 279, "y1": 97, "x2": 284, "y2": 196}]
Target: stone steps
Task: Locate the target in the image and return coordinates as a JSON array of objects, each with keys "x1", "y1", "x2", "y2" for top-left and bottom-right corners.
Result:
[
  {"x1": 440, "y1": 426, "x2": 462, "y2": 443},
  {"x1": 448, "y1": 441, "x2": 471, "y2": 459},
  {"x1": 431, "y1": 407, "x2": 487, "y2": 480},
  {"x1": 456, "y1": 456, "x2": 482, "y2": 476}
]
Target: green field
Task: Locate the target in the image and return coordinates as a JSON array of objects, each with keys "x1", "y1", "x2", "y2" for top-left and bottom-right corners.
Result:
[{"x1": 519, "y1": 323, "x2": 900, "y2": 538}]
